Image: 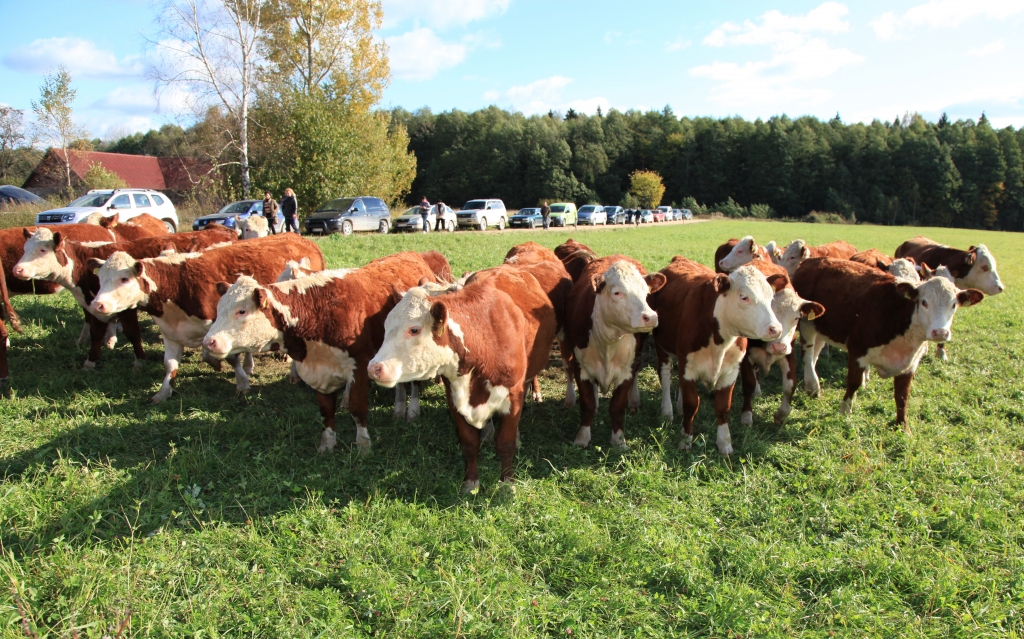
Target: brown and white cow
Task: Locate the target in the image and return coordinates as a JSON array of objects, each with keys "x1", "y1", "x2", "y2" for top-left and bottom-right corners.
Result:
[
  {"x1": 555, "y1": 238, "x2": 597, "y2": 283},
  {"x1": 793, "y1": 257, "x2": 984, "y2": 426},
  {"x1": 504, "y1": 241, "x2": 559, "y2": 266},
  {"x1": 894, "y1": 237, "x2": 1004, "y2": 296},
  {"x1": 779, "y1": 239, "x2": 858, "y2": 277},
  {"x1": 236, "y1": 215, "x2": 269, "y2": 239},
  {"x1": 850, "y1": 248, "x2": 895, "y2": 271},
  {"x1": 89, "y1": 234, "x2": 325, "y2": 402},
  {"x1": 95, "y1": 213, "x2": 169, "y2": 242},
  {"x1": 13, "y1": 225, "x2": 238, "y2": 369},
  {"x1": 203, "y1": 251, "x2": 451, "y2": 453},
  {"x1": 565, "y1": 255, "x2": 666, "y2": 448},
  {"x1": 737, "y1": 261, "x2": 825, "y2": 426},
  {"x1": 368, "y1": 265, "x2": 557, "y2": 492},
  {"x1": 0, "y1": 258, "x2": 22, "y2": 395},
  {"x1": 2, "y1": 225, "x2": 116, "y2": 299},
  {"x1": 715, "y1": 236, "x2": 771, "y2": 273},
  {"x1": 764, "y1": 241, "x2": 783, "y2": 265},
  {"x1": 651, "y1": 258, "x2": 783, "y2": 454}
]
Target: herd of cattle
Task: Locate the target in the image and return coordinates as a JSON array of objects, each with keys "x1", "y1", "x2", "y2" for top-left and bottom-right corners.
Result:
[{"x1": 0, "y1": 212, "x2": 1005, "y2": 492}]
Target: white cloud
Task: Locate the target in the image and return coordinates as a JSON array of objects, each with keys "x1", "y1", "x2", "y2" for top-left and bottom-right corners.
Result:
[
  {"x1": 666, "y1": 37, "x2": 691, "y2": 52},
  {"x1": 91, "y1": 86, "x2": 158, "y2": 116},
  {"x1": 386, "y1": 28, "x2": 467, "y2": 80},
  {"x1": 870, "y1": 0, "x2": 1024, "y2": 40},
  {"x1": 2, "y1": 37, "x2": 143, "y2": 79},
  {"x1": 968, "y1": 40, "x2": 1005, "y2": 56},
  {"x1": 482, "y1": 76, "x2": 609, "y2": 115},
  {"x1": 383, "y1": 0, "x2": 510, "y2": 29},
  {"x1": 692, "y1": 3, "x2": 862, "y2": 109}
]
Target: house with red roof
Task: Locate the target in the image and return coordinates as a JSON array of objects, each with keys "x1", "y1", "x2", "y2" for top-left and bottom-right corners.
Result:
[{"x1": 23, "y1": 149, "x2": 213, "y2": 199}]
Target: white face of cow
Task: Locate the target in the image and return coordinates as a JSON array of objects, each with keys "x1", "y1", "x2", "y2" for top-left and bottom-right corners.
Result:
[
  {"x1": 717, "y1": 236, "x2": 759, "y2": 272},
  {"x1": 90, "y1": 252, "x2": 151, "y2": 315},
  {"x1": 887, "y1": 258, "x2": 920, "y2": 283},
  {"x1": 203, "y1": 276, "x2": 282, "y2": 357},
  {"x1": 780, "y1": 240, "x2": 809, "y2": 276},
  {"x1": 764, "y1": 241, "x2": 782, "y2": 265},
  {"x1": 960, "y1": 245, "x2": 1003, "y2": 295},
  {"x1": 237, "y1": 215, "x2": 269, "y2": 240},
  {"x1": 767, "y1": 288, "x2": 823, "y2": 355},
  {"x1": 907, "y1": 277, "x2": 984, "y2": 342},
  {"x1": 715, "y1": 266, "x2": 783, "y2": 341},
  {"x1": 12, "y1": 229, "x2": 67, "y2": 282},
  {"x1": 276, "y1": 258, "x2": 313, "y2": 282},
  {"x1": 593, "y1": 261, "x2": 662, "y2": 334},
  {"x1": 368, "y1": 287, "x2": 459, "y2": 387}
]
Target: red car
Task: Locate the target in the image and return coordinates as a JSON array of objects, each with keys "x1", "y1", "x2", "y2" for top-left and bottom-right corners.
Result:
[{"x1": 651, "y1": 210, "x2": 666, "y2": 222}]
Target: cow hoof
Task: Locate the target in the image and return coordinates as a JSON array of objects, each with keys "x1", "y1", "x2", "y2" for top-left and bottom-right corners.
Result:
[
  {"x1": 318, "y1": 429, "x2": 338, "y2": 454},
  {"x1": 133, "y1": 358, "x2": 144, "y2": 369},
  {"x1": 563, "y1": 396, "x2": 576, "y2": 408},
  {"x1": 405, "y1": 406, "x2": 420, "y2": 422},
  {"x1": 236, "y1": 387, "x2": 250, "y2": 398},
  {"x1": 0, "y1": 378, "x2": 10, "y2": 398},
  {"x1": 573, "y1": 426, "x2": 592, "y2": 448},
  {"x1": 773, "y1": 409, "x2": 790, "y2": 424},
  {"x1": 716, "y1": 425, "x2": 733, "y2": 456},
  {"x1": 355, "y1": 438, "x2": 371, "y2": 456},
  {"x1": 938, "y1": 349, "x2": 949, "y2": 362},
  {"x1": 532, "y1": 391, "x2": 543, "y2": 403},
  {"x1": 290, "y1": 375, "x2": 301, "y2": 385},
  {"x1": 717, "y1": 443, "x2": 734, "y2": 456},
  {"x1": 804, "y1": 383, "x2": 820, "y2": 396},
  {"x1": 82, "y1": 360, "x2": 97, "y2": 371},
  {"x1": 150, "y1": 389, "x2": 172, "y2": 403},
  {"x1": 678, "y1": 435, "x2": 694, "y2": 451},
  {"x1": 106, "y1": 336, "x2": 118, "y2": 350},
  {"x1": 740, "y1": 410, "x2": 753, "y2": 426},
  {"x1": 840, "y1": 398, "x2": 853, "y2": 415},
  {"x1": 461, "y1": 480, "x2": 480, "y2": 495},
  {"x1": 392, "y1": 405, "x2": 406, "y2": 419},
  {"x1": 609, "y1": 431, "x2": 626, "y2": 450}
]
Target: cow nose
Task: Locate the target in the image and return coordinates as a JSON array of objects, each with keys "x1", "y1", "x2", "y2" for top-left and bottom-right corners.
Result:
[
  {"x1": 717, "y1": 260, "x2": 726, "y2": 270},
  {"x1": 92, "y1": 301, "x2": 108, "y2": 314},
  {"x1": 767, "y1": 323, "x2": 781, "y2": 339},
  {"x1": 769, "y1": 341, "x2": 787, "y2": 354},
  {"x1": 204, "y1": 336, "x2": 221, "y2": 352},
  {"x1": 368, "y1": 362, "x2": 384, "y2": 381},
  {"x1": 12, "y1": 265, "x2": 26, "y2": 279},
  {"x1": 930, "y1": 328, "x2": 950, "y2": 341}
]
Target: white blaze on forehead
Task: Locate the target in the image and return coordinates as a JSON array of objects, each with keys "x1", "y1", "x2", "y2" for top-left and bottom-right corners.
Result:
[
  {"x1": 274, "y1": 268, "x2": 351, "y2": 294},
  {"x1": 715, "y1": 265, "x2": 781, "y2": 340},
  {"x1": 596, "y1": 260, "x2": 657, "y2": 332},
  {"x1": 718, "y1": 236, "x2": 757, "y2": 272},
  {"x1": 371, "y1": 287, "x2": 459, "y2": 385},
  {"x1": 206, "y1": 275, "x2": 283, "y2": 355},
  {"x1": 888, "y1": 258, "x2": 920, "y2": 283},
  {"x1": 92, "y1": 251, "x2": 152, "y2": 312},
  {"x1": 238, "y1": 215, "x2": 269, "y2": 239}
]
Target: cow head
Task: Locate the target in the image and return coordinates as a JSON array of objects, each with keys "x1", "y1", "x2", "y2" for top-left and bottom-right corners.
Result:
[
  {"x1": 901, "y1": 276, "x2": 985, "y2": 343},
  {"x1": 276, "y1": 257, "x2": 313, "y2": 282},
  {"x1": 368, "y1": 287, "x2": 460, "y2": 387},
  {"x1": 203, "y1": 276, "x2": 283, "y2": 358},
  {"x1": 780, "y1": 240, "x2": 810, "y2": 277},
  {"x1": 764, "y1": 240, "x2": 783, "y2": 265},
  {"x1": 766, "y1": 288, "x2": 825, "y2": 355},
  {"x1": 887, "y1": 258, "x2": 920, "y2": 283},
  {"x1": 591, "y1": 260, "x2": 664, "y2": 334},
  {"x1": 717, "y1": 236, "x2": 761, "y2": 272},
  {"x1": 90, "y1": 252, "x2": 152, "y2": 315},
  {"x1": 12, "y1": 228, "x2": 70, "y2": 282},
  {"x1": 237, "y1": 215, "x2": 269, "y2": 240},
  {"x1": 958, "y1": 244, "x2": 1003, "y2": 295},
  {"x1": 714, "y1": 265, "x2": 784, "y2": 341}
]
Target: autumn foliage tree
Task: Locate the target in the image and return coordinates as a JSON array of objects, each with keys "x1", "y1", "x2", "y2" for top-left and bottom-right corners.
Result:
[{"x1": 629, "y1": 170, "x2": 665, "y2": 209}]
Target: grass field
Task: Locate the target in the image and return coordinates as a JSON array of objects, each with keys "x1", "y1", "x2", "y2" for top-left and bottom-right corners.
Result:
[{"x1": 2, "y1": 220, "x2": 1023, "y2": 638}]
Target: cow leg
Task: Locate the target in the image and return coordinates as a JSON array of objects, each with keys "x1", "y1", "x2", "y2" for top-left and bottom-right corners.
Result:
[
  {"x1": 340, "y1": 380, "x2": 351, "y2": 408},
  {"x1": 77, "y1": 320, "x2": 91, "y2": 346},
  {"x1": 290, "y1": 360, "x2": 301, "y2": 384},
  {"x1": 714, "y1": 384, "x2": 736, "y2": 455},
  {"x1": 609, "y1": 378, "x2": 632, "y2": 448},
  {"x1": 152, "y1": 338, "x2": 184, "y2": 403},
  {"x1": 103, "y1": 321, "x2": 118, "y2": 350},
  {"x1": 628, "y1": 334, "x2": 645, "y2": 412},
  {"x1": 480, "y1": 418, "x2": 495, "y2": 445},
  {"x1": 894, "y1": 371, "x2": 914, "y2": 430},
  {"x1": 393, "y1": 382, "x2": 408, "y2": 418},
  {"x1": 802, "y1": 332, "x2": 824, "y2": 396},
  {"x1": 497, "y1": 396, "x2": 524, "y2": 484},
  {"x1": 530, "y1": 377, "x2": 543, "y2": 403},
  {"x1": 83, "y1": 313, "x2": 108, "y2": 370},
  {"x1": 201, "y1": 347, "x2": 224, "y2": 372},
  {"x1": 117, "y1": 309, "x2": 146, "y2": 368},
  {"x1": 841, "y1": 354, "x2": 865, "y2": 415},
  {"x1": 753, "y1": 369, "x2": 762, "y2": 397},
  {"x1": 593, "y1": 381, "x2": 600, "y2": 411},
  {"x1": 226, "y1": 353, "x2": 251, "y2": 396},
  {"x1": 679, "y1": 377, "x2": 700, "y2": 451},
  {"x1": 739, "y1": 355, "x2": 756, "y2": 426},
  {"x1": 243, "y1": 351, "x2": 254, "y2": 376},
  {"x1": 561, "y1": 344, "x2": 576, "y2": 408},
  {"x1": 348, "y1": 368, "x2": 372, "y2": 453},
  {"x1": 407, "y1": 381, "x2": 421, "y2": 421},
  {"x1": 0, "y1": 321, "x2": 9, "y2": 397},
  {"x1": 316, "y1": 390, "x2": 339, "y2": 453},
  {"x1": 659, "y1": 355, "x2": 674, "y2": 419},
  {"x1": 774, "y1": 352, "x2": 796, "y2": 424},
  {"x1": 936, "y1": 343, "x2": 948, "y2": 361},
  {"x1": 444, "y1": 379, "x2": 483, "y2": 493},
  {"x1": 572, "y1": 363, "x2": 596, "y2": 447}
]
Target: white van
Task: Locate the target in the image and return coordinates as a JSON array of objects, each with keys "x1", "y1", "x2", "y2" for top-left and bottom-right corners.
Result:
[{"x1": 36, "y1": 188, "x2": 179, "y2": 233}]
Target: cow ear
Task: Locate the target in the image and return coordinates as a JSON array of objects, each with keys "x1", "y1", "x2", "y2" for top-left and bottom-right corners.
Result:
[
  {"x1": 958, "y1": 289, "x2": 984, "y2": 307},
  {"x1": 800, "y1": 301, "x2": 825, "y2": 320},
  {"x1": 801, "y1": 247, "x2": 811, "y2": 259},
  {"x1": 52, "y1": 231, "x2": 63, "y2": 248},
  {"x1": 965, "y1": 249, "x2": 977, "y2": 266},
  {"x1": 645, "y1": 272, "x2": 666, "y2": 294},
  {"x1": 253, "y1": 288, "x2": 269, "y2": 309},
  {"x1": 714, "y1": 273, "x2": 731, "y2": 294},
  {"x1": 298, "y1": 257, "x2": 311, "y2": 268},
  {"x1": 591, "y1": 273, "x2": 606, "y2": 294},
  {"x1": 390, "y1": 284, "x2": 406, "y2": 304},
  {"x1": 920, "y1": 263, "x2": 933, "y2": 279},
  {"x1": 896, "y1": 281, "x2": 918, "y2": 300},
  {"x1": 133, "y1": 261, "x2": 145, "y2": 277},
  {"x1": 87, "y1": 257, "x2": 105, "y2": 274},
  {"x1": 108, "y1": 213, "x2": 120, "y2": 226},
  {"x1": 418, "y1": 276, "x2": 432, "y2": 287},
  {"x1": 766, "y1": 274, "x2": 788, "y2": 293},
  {"x1": 215, "y1": 281, "x2": 231, "y2": 296},
  {"x1": 430, "y1": 301, "x2": 449, "y2": 336},
  {"x1": 22, "y1": 227, "x2": 33, "y2": 239},
  {"x1": 905, "y1": 256, "x2": 916, "y2": 265}
]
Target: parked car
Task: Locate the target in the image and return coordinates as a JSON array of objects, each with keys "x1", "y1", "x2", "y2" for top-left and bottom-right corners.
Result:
[
  {"x1": 548, "y1": 202, "x2": 577, "y2": 227},
  {"x1": 638, "y1": 209, "x2": 654, "y2": 224},
  {"x1": 656, "y1": 205, "x2": 672, "y2": 219},
  {"x1": 509, "y1": 207, "x2": 544, "y2": 229},
  {"x1": 605, "y1": 205, "x2": 625, "y2": 224},
  {"x1": 651, "y1": 209, "x2": 666, "y2": 223},
  {"x1": 392, "y1": 204, "x2": 456, "y2": 232},
  {"x1": 577, "y1": 204, "x2": 607, "y2": 226},
  {"x1": 456, "y1": 199, "x2": 508, "y2": 230},
  {"x1": 35, "y1": 188, "x2": 179, "y2": 232},
  {"x1": 678, "y1": 208, "x2": 693, "y2": 220},
  {"x1": 193, "y1": 200, "x2": 284, "y2": 233},
  {"x1": 304, "y1": 196, "x2": 391, "y2": 235},
  {"x1": 0, "y1": 185, "x2": 42, "y2": 206}
]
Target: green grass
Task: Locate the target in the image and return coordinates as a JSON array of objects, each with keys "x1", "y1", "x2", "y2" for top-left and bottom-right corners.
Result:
[{"x1": 2, "y1": 221, "x2": 1023, "y2": 637}]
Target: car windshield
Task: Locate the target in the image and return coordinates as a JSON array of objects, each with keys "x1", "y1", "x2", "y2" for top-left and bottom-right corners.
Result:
[
  {"x1": 217, "y1": 201, "x2": 255, "y2": 215},
  {"x1": 579, "y1": 206, "x2": 596, "y2": 214},
  {"x1": 550, "y1": 205, "x2": 566, "y2": 212},
  {"x1": 69, "y1": 192, "x2": 113, "y2": 208},
  {"x1": 461, "y1": 201, "x2": 486, "y2": 210},
  {"x1": 318, "y1": 198, "x2": 356, "y2": 212},
  {"x1": 604, "y1": 206, "x2": 618, "y2": 213},
  {"x1": 518, "y1": 209, "x2": 538, "y2": 215}
]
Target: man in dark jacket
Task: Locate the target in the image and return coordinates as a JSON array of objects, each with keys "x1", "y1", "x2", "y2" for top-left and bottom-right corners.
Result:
[
  {"x1": 418, "y1": 196, "x2": 431, "y2": 233},
  {"x1": 541, "y1": 201, "x2": 551, "y2": 229},
  {"x1": 262, "y1": 191, "x2": 279, "y2": 235},
  {"x1": 281, "y1": 188, "x2": 298, "y2": 233}
]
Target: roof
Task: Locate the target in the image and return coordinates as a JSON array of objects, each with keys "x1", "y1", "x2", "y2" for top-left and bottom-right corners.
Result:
[{"x1": 28, "y1": 149, "x2": 214, "y2": 192}]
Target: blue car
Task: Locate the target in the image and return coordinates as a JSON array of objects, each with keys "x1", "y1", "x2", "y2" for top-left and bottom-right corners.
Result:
[
  {"x1": 192, "y1": 200, "x2": 284, "y2": 233},
  {"x1": 509, "y1": 207, "x2": 544, "y2": 229}
]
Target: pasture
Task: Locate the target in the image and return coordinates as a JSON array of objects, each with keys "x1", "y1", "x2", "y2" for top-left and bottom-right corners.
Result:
[{"x1": 2, "y1": 220, "x2": 1023, "y2": 637}]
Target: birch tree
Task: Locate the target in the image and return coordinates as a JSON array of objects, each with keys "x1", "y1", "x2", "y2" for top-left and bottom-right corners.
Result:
[
  {"x1": 31, "y1": 67, "x2": 87, "y2": 193},
  {"x1": 151, "y1": 0, "x2": 268, "y2": 196}
]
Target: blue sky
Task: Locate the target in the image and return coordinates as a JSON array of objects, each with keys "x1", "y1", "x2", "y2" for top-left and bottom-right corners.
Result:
[{"x1": 2, "y1": 0, "x2": 1023, "y2": 141}]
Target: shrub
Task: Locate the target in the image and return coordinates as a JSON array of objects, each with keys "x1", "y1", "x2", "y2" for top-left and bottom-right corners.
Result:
[
  {"x1": 714, "y1": 197, "x2": 748, "y2": 219},
  {"x1": 83, "y1": 162, "x2": 127, "y2": 190},
  {"x1": 628, "y1": 170, "x2": 665, "y2": 209},
  {"x1": 749, "y1": 203, "x2": 774, "y2": 219},
  {"x1": 802, "y1": 210, "x2": 851, "y2": 224}
]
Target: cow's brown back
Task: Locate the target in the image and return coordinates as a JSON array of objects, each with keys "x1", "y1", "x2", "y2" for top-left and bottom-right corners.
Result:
[
  {"x1": 505, "y1": 241, "x2": 559, "y2": 265},
  {"x1": 418, "y1": 250, "x2": 453, "y2": 283},
  {"x1": 101, "y1": 213, "x2": 169, "y2": 241},
  {"x1": 894, "y1": 236, "x2": 976, "y2": 278},
  {"x1": 2, "y1": 225, "x2": 116, "y2": 296},
  {"x1": 812, "y1": 240, "x2": 858, "y2": 259},
  {"x1": 850, "y1": 249, "x2": 894, "y2": 270}
]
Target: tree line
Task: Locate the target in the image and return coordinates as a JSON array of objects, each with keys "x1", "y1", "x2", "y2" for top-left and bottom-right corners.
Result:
[{"x1": 393, "y1": 107, "x2": 1024, "y2": 230}]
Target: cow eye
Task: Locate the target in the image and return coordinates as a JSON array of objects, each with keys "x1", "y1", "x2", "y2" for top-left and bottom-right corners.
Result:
[
  {"x1": 981, "y1": 265, "x2": 989, "y2": 272},
  {"x1": 739, "y1": 294, "x2": 749, "y2": 302},
  {"x1": 120, "y1": 277, "x2": 129, "y2": 283},
  {"x1": 921, "y1": 300, "x2": 928, "y2": 308},
  {"x1": 237, "y1": 309, "x2": 246, "y2": 316},
  {"x1": 409, "y1": 327, "x2": 420, "y2": 336}
]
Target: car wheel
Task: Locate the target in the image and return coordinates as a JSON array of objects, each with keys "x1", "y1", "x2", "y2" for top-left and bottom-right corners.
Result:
[
  {"x1": 447, "y1": 220, "x2": 455, "y2": 232},
  {"x1": 161, "y1": 219, "x2": 176, "y2": 233},
  {"x1": 529, "y1": 219, "x2": 536, "y2": 229},
  {"x1": 497, "y1": 217, "x2": 505, "y2": 231},
  {"x1": 341, "y1": 220, "x2": 354, "y2": 236},
  {"x1": 379, "y1": 220, "x2": 389, "y2": 234},
  {"x1": 479, "y1": 219, "x2": 487, "y2": 231}
]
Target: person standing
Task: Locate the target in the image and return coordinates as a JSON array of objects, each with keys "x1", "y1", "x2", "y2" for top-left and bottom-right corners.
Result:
[
  {"x1": 262, "y1": 190, "x2": 279, "y2": 235},
  {"x1": 434, "y1": 200, "x2": 448, "y2": 232},
  {"x1": 418, "y1": 196, "x2": 431, "y2": 234},
  {"x1": 541, "y1": 201, "x2": 551, "y2": 229},
  {"x1": 281, "y1": 188, "x2": 298, "y2": 233}
]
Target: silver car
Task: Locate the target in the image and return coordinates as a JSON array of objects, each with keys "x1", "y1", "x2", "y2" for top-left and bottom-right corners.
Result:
[
  {"x1": 577, "y1": 204, "x2": 608, "y2": 226},
  {"x1": 392, "y1": 204, "x2": 457, "y2": 232}
]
